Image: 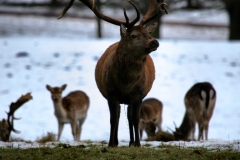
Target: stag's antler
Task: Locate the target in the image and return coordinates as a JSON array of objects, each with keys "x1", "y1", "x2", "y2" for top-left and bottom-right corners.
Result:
[
  {"x1": 58, "y1": 0, "x2": 140, "y2": 29},
  {"x1": 6, "y1": 93, "x2": 32, "y2": 134},
  {"x1": 139, "y1": 0, "x2": 168, "y2": 26}
]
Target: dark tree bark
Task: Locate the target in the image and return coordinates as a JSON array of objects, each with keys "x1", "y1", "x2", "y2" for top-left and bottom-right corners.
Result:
[
  {"x1": 223, "y1": 0, "x2": 240, "y2": 40},
  {"x1": 95, "y1": 0, "x2": 102, "y2": 38}
]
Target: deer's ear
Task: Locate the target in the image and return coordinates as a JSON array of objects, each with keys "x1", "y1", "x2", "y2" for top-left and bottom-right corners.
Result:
[
  {"x1": 120, "y1": 24, "x2": 127, "y2": 37},
  {"x1": 46, "y1": 85, "x2": 51, "y2": 91},
  {"x1": 140, "y1": 119, "x2": 146, "y2": 126},
  {"x1": 153, "y1": 118, "x2": 157, "y2": 123},
  {"x1": 61, "y1": 84, "x2": 67, "y2": 91},
  {"x1": 145, "y1": 22, "x2": 158, "y2": 35}
]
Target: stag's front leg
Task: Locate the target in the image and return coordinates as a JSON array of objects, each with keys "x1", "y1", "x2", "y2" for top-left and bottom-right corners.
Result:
[
  {"x1": 132, "y1": 100, "x2": 142, "y2": 147},
  {"x1": 108, "y1": 98, "x2": 120, "y2": 147},
  {"x1": 128, "y1": 100, "x2": 142, "y2": 147},
  {"x1": 127, "y1": 105, "x2": 134, "y2": 146}
]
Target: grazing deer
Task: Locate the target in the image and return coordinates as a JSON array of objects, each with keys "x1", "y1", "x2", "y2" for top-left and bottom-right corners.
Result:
[
  {"x1": 139, "y1": 98, "x2": 163, "y2": 140},
  {"x1": 174, "y1": 82, "x2": 216, "y2": 141},
  {"x1": 46, "y1": 84, "x2": 89, "y2": 141},
  {"x1": 58, "y1": 0, "x2": 168, "y2": 147},
  {"x1": 0, "y1": 93, "x2": 32, "y2": 142}
]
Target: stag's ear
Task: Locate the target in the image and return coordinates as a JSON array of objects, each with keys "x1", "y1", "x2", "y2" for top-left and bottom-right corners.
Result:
[
  {"x1": 120, "y1": 24, "x2": 127, "y2": 37},
  {"x1": 61, "y1": 84, "x2": 67, "y2": 91},
  {"x1": 145, "y1": 22, "x2": 158, "y2": 35}
]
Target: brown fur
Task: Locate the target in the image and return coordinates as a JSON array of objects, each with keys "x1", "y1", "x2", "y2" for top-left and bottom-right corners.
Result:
[
  {"x1": 0, "y1": 119, "x2": 9, "y2": 141},
  {"x1": 139, "y1": 98, "x2": 163, "y2": 140},
  {"x1": 174, "y1": 82, "x2": 216, "y2": 141},
  {"x1": 95, "y1": 24, "x2": 159, "y2": 147},
  {"x1": 46, "y1": 84, "x2": 89, "y2": 141}
]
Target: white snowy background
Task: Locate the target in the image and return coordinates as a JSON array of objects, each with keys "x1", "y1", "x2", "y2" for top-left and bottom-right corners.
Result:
[{"x1": 0, "y1": 5, "x2": 240, "y2": 150}]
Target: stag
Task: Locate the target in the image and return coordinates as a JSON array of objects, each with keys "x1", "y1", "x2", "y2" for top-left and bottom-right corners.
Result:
[
  {"x1": 0, "y1": 93, "x2": 32, "y2": 142},
  {"x1": 46, "y1": 84, "x2": 90, "y2": 141},
  {"x1": 58, "y1": 0, "x2": 168, "y2": 147},
  {"x1": 174, "y1": 82, "x2": 216, "y2": 141},
  {"x1": 139, "y1": 98, "x2": 163, "y2": 140}
]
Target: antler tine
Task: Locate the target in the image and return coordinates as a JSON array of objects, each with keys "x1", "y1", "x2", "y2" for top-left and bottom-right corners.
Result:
[
  {"x1": 123, "y1": 5, "x2": 129, "y2": 27},
  {"x1": 173, "y1": 121, "x2": 177, "y2": 128},
  {"x1": 58, "y1": 0, "x2": 75, "y2": 19},
  {"x1": 6, "y1": 93, "x2": 32, "y2": 135},
  {"x1": 58, "y1": 0, "x2": 140, "y2": 28},
  {"x1": 7, "y1": 113, "x2": 20, "y2": 134},
  {"x1": 139, "y1": 0, "x2": 168, "y2": 26},
  {"x1": 126, "y1": 0, "x2": 140, "y2": 29}
]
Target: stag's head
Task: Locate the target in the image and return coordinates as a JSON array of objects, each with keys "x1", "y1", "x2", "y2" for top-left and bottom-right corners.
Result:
[
  {"x1": 0, "y1": 93, "x2": 32, "y2": 142},
  {"x1": 58, "y1": 0, "x2": 168, "y2": 55},
  {"x1": 46, "y1": 84, "x2": 67, "y2": 103}
]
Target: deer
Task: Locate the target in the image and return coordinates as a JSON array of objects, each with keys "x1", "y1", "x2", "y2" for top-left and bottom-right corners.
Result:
[
  {"x1": 58, "y1": 0, "x2": 168, "y2": 147},
  {"x1": 0, "y1": 93, "x2": 32, "y2": 142},
  {"x1": 46, "y1": 84, "x2": 90, "y2": 141},
  {"x1": 139, "y1": 98, "x2": 163, "y2": 140},
  {"x1": 174, "y1": 82, "x2": 217, "y2": 141}
]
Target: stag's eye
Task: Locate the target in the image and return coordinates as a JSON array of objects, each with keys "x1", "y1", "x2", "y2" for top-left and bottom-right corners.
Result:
[{"x1": 131, "y1": 35, "x2": 137, "y2": 38}]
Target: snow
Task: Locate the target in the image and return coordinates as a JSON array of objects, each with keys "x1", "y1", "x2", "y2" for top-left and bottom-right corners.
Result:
[{"x1": 0, "y1": 9, "x2": 240, "y2": 150}]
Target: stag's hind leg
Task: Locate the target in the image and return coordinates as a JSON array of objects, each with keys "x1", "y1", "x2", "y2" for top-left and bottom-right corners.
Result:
[{"x1": 108, "y1": 98, "x2": 120, "y2": 147}]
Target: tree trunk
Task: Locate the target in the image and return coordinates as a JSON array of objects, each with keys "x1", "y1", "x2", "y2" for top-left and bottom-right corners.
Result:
[
  {"x1": 187, "y1": 0, "x2": 193, "y2": 8},
  {"x1": 96, "y1": 0, "x2": 102, "y2": 38},
  {"x1": 223, "y1": 0, "x2": 240, "y2": 40}
]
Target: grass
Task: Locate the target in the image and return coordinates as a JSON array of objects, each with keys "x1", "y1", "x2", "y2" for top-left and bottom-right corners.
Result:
[
  {"x1": 0, "y1": 142, "x2": 239, "y2": 160},
  {"x1": 2, "y1": 133, "x2": 239, "y2": 159}
]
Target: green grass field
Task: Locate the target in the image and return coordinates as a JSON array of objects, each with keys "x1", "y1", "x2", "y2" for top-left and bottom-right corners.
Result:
[{"x1": 0, "y1": 142, "x2": 239, "y2": 160}]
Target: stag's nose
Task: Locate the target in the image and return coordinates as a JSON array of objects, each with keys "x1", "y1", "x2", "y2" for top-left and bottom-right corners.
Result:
[{"x1": 150, "y1": 39, "x2": 159, "y2": 48}]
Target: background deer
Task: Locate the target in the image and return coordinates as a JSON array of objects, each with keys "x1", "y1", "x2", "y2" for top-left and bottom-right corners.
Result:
[
  {"x1": 0, "y1": 93, "x2": 32, "y2": 142},
  {"x1": 174, "y1": 82, "x2": 217, "y2": 141},
  {"x1": 139, "y1": 98, "x2": 163, "y2": 140},
  {"x1": 46, "y1": 84, "x2": 89, "y2": 141},
  {"x1": 58, "y1": 0, "x2": 168, "y2": 147}
]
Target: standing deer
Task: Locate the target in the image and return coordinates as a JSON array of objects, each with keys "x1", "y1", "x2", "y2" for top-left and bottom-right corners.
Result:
[
  {"x1": 139, "y1": 98, "x2": 163, "y2": 140},
  {"x1": 0, "y1": 93, "x2": 32, "y2": 142},
  {"x1": 58, "y1": 0, "x2": 168, "y2": 147},
  {"x1": 174, "y1": 82, "x2": 216, "y2": 141},
  {"x1": 46, "y1": 84, "x2": 89, "y2": 141}
]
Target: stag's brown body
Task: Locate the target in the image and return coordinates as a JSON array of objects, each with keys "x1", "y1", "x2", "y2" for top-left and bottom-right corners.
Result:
[
  {"x1": 95, "y1": 25, "x2": 158, "y2": 147},
  {"x1": 174, "y1": 82, "x2": 216, "y2": 141},
  {"x1": 58, "y1": 0, "x2": 168, "y2": 147},
  {"x1": 139, "y1": 98, "x2": 163, "y2": 140}
]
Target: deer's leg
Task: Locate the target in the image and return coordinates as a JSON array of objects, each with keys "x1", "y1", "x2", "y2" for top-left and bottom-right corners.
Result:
[
  {"x1": 204, "y1": 121, "x2": 209, "y2": 141},
  {"x1": 71, "y1": 119, "x2": 78, "y2": 141},
  {"x1": 78, "y1": 118, "x2": 86, "y2": 141},
  {"x1": 127, "y1": 104, "x2": 134, "y2": 146},
  {"x1": 131, "y1": 100, "x2": 142, "y2": 147},
  {"x1": 58, "y1": 122, "x2": 64, "y2": 141},
  {"x1": 198, "y1": 121, "x2": 204, "y2": 141},
  {"x1": 139, "y1": 129, "x2": 143, "y2": 140},
  {"x1": 108, "y1": 97, "x2": 120, "y2": 147},
  {"x1": 115, "y1": 104, "x2": 121, "y2": 145}
]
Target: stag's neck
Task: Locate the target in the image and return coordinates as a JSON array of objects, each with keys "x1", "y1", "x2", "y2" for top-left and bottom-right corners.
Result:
[
  {"x1": 52, "y1": 101, "x2": 67, "y2": 118},
  {"x1": 117, "y1": 41, "x2": 147, "y2": 61}
]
